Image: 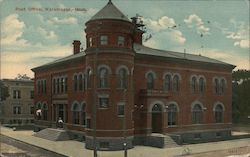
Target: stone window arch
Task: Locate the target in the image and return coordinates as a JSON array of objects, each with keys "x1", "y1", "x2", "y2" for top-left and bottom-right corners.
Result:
[
  {"x1": 167, "y1": 103, "x2": 179, "y2": 126},
  {"x1": 213, "y1": 102, "x2": 225, "y2": 123},
  {"x1": 71, "y1": 101, "x2": 80, "y2": 124},
  {"x1": 198, "y1": 76, "x2": 205, "y2": 93},
  {"x1": 191, "y1": 76, "x2": 197, "y2": 93},
  {"x1": 145, "y1": 71, "x2": 156, "y2": 90},
  {"x1": 116, "y1": 65, "x2": 129, "y2": 89},
  {"x1": 220, "y1": 78, "x2": 226, "y2": 94},
  {"x1": 163, "y1": 73, "x2": 171, "y2": 92},
  {"x1": 173, "y1": 74, "x2": 180, "y2": 92},
  {"x1": 78, "y1": 73, "x2": 84, "y2": 91},
  {"x1": 192, "y1": 103, "x2": 203, "y2": 124}
]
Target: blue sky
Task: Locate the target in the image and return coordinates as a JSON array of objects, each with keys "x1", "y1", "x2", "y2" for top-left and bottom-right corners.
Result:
[{"x1": 0, "y1": 0, "x2": 249, "y2": 79}]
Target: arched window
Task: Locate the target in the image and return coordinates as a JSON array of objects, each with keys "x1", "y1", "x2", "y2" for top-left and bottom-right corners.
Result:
[
  {"x1": 74, "y1": 75, "x2": 78, "y2": 91},
  {"x1": 199, "y1": 77, "x2": 205, "y2": 93},
  {"x1": 147, "y1": 73, "x2": 154, "y2": 90},
  {"x1": 99, "y1": 67, "x2": 109, "y2": 88},
  {"x1": 214, "y1": 78, "x2": 219, "y2": 94},
  {"x1": 192, "y1": 104, "x2": 202, "y2": 124},
  {"x1": 215, "y1": 104, "x2": 223, "y2": 123},
  {"x1": 168, "y1": 104, "x2": 177, "y2": 126},
  {"x1": 72, "y1": 103, "x2": 80, "y2": 124},
  {"x1": 164, "y1": 74, "x2": 171, "y2": 92},
  {"x1": 79, "y1": 74, "x2": 83, "y2": 91},
  {"x1": 173, "y1": 75, "x2": 180, "y2": 92},
  {"x1": 152, "y1": 104, "x2": 162, "y2": 112},
  {"x1": 220, "y1": 79, "x2": 225, "y2": 94},
  {"x1": 56, "y1": 78, "x2": 60, "y2": 93},
  {"x1": 118, "y1": 68, "x2": 127, "y2": 89},
  {"x1": 191, "y1": 77, "x2": 197, "y2": 93}
]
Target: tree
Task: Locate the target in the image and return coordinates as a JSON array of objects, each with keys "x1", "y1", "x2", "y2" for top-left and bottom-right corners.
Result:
[
  {"x1": 0, "y1": 80, "x2": 9, "y2": 101},
  {"x1": 232, "y1": 69, "x2": 250, "y2": 124},
  {"x1": 15, "y1": 74, "x2": 31, "y2": 80}
]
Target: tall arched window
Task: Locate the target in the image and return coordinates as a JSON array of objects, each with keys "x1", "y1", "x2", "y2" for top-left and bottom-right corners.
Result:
[
  {"x1": 147, "y1": 73, "x2": 154, "y2": 90},
  {"x1": 199, "y1": 77, "x2": 205, "y2": 93},
  {"x1": 214, "y1": 78, "x2": 219, "y2": 94},
  {"x1": 79, "y1": 74, "x2": 83, "y2": 91},
  {"x1": 220, "y1": 79, "x2": 225, "y2": 94},
  {"x1": 118, "y1": 68, "x2": 127, "y2": 89},
  {"x1": 74, "y1": 75, "x2": 78, "y2": 91},
  {"x1": 191, "y1": 77, "x2": 197, "y2": 93},
  {"x1": 72, "y1": 103, "x2": 80, "y2": 124},
  {"x1": 215, "y1": 104, "x2": 223, "y2": 123},
  {"x1": 168, "y1": 104, "x2": 177, "y2": 126},
  {"x1": 164, "y1": 74, "x2": 171, "y2": 92},
  {"x1": 99, "y1": 67, "x2": 108, "y2": 88},
  {"x1": 192, "y1": 104, "x2": 202, "y2": 124},
  {"x1": 173, "y1": 75, "x2": 180, "y2": 92}
]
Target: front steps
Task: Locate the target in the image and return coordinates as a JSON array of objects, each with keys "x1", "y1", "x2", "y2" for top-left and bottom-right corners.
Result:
[
  {"x1": 164, "y1": 134, "x2": 180, "y2": 148},
  {"x1": 34, "y1": 128, "x2": 71, "y2": 141}
]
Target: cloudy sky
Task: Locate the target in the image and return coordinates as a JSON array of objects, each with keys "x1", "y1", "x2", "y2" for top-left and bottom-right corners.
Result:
[{"x1": 0, "y1": 0, "x2": 249, "y2": 79}]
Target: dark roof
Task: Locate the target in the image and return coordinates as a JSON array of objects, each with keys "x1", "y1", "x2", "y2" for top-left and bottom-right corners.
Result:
[
  {"x1": 88, "y1": 1, "x2": 130, "y2": 22},
  {"x1": 134, "y1": 44, "x2": 234, "y2": 66},
  {"x1": 32, "y1": 44, "x2": 234, "y2": 71}
]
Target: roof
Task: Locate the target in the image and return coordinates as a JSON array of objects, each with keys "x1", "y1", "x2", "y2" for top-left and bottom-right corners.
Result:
[
  {"x1": 32, "y1": 52, "x2": 85, "y2": 71},
  {"x1": 88, "y1": 1, "x2": 130, "y2": 22},
  {"x1": 134, "y1": 44, "x2": 234, "y2": 67}
]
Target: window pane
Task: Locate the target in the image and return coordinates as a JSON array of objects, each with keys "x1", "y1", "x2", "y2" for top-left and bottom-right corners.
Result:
[
  {"x1": 99, "y1": 98, "x2": 109, "y2": 108},
  {"x1": 100, "y1": 35, "x2": 108, "y2": 45}
]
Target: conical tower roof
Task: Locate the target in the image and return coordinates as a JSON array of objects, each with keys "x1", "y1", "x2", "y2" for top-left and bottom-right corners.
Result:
[{"x1": 89, "y1": 0, "x2": 130, "y2": 22}]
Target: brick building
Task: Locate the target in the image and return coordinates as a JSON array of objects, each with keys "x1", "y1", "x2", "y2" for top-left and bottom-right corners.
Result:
[
  {"x1": 0, "y1": 79, "x2": 34, "y2": 127},
  {"x1": 32, "y1": 1, "x2": 235, "y2": 150}
]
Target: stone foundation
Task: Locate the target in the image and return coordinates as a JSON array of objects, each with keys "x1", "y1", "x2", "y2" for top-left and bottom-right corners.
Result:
[{"x1": 85, "y1": 136, "x2": 134, "y2": 151}]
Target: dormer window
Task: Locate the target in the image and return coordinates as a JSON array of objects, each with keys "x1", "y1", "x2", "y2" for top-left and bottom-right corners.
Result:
[
  {"x1": 100, "y1": 35, "x2": 108, "y2": 45},
  {"x1": 89, "y1": 37, "x2": 93, "y2": 47},
  {"x1": 118, "y1": 36, "x2": 125, "y2": 46}
]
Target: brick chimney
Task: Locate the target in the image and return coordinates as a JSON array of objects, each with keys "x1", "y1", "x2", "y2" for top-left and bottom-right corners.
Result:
[{"x1": 72, "y1": 40, "x2": 81, "y2": 54}]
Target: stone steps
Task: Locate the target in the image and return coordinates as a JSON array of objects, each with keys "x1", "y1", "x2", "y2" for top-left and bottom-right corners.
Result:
[
  {"x1": 34, "y1": 128, "x2": 71, "y2": 141},
  {"x1": 164, "y1": 135, "x2": 179, "y2": 148}
]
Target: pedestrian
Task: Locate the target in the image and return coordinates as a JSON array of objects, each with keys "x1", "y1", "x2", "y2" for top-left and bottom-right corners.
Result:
[{"x1": 58, "y1": 117, "x2": 63, "y2": 128}]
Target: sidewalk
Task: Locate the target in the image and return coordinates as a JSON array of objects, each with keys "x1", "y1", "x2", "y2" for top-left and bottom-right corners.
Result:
[{"x1": 0, "y1": 126, "x2": 249, "y2": 157}]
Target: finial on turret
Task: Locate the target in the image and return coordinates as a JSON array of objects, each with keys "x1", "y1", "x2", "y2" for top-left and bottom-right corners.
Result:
[{"x1": 108, "y1": 0, "x2": 112, "y2": 4}]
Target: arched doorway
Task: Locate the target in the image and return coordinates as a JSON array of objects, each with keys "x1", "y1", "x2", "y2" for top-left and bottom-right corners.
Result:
[{"x1": 151, "y1": 104, "x2": 162, "y2": 133}]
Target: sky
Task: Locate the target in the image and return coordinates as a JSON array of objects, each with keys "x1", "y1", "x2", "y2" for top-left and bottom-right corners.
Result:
[{"x1": 0, "y1": 0, "x2": 249, "y2": 79}]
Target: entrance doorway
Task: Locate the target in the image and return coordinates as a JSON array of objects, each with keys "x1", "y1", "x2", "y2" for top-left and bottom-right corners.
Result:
[
  {"x1": 151, "y1": 104, "x2": 162, "y2": 133},
  {"x1": 58, "y1": 104, "x2": 64, "y2": 121}
]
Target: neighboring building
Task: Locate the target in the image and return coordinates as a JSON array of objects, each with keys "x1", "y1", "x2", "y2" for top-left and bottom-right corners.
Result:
[
  {"x1": 0, "y1": 79, "x2": 34, "y2": 126},
  {"x1": 32, "y1": 1, "x2": 235, "y2": 150}
]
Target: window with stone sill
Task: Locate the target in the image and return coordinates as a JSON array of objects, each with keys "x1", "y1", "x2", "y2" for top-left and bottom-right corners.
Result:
[
  {"x1": 117, "y1": 103, "x2": 125, "y2": 116},
  {"x1": 117, "y1": 68, "x2": 128, "y2": 89},
  {"x1": 192, "y1": 104, "x2": 203, "y2": 124},
  {"x1": 118, "y1": 36, "x2": 125, "y2": 46},
  {"x1": 100, "y1": 35, "x2": 108, "y2": 45},
  {"x1": 99, "y1": 97, "x2": 109, "y2": 108}
]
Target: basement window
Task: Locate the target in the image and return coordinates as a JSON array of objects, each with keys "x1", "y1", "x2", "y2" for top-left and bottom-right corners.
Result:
[{"x1": 194, "y1": 133, "x2": 201, "y2": 140}]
